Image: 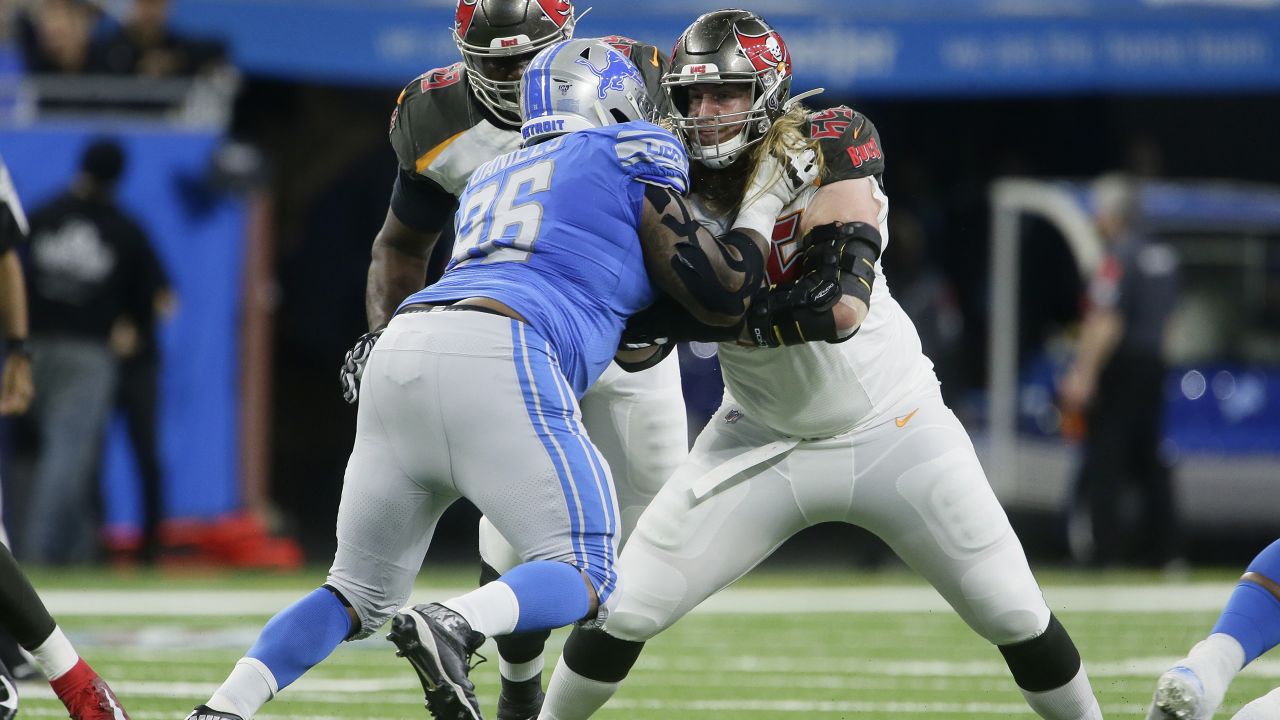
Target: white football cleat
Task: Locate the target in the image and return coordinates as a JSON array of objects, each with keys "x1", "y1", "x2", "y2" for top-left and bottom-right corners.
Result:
[{"x1": 1148, "y1": 666, "x2": 1213, "y2": 720}]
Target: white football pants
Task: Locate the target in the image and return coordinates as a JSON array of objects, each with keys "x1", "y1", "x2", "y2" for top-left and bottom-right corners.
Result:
[
  {"x1": 325, "y1": 310, "x2": 621, "y2": 638},
  {"x1": 478, "y1": 352, "x2": 687, "y2": 573},
  {"x1": 601, "y1": 387, "x2": 1051, "y2": 646}
]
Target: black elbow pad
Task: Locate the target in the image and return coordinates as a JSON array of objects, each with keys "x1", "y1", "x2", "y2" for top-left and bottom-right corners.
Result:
[{"x1": 800, "y1": 221, "x2": 882, "y2": 307}]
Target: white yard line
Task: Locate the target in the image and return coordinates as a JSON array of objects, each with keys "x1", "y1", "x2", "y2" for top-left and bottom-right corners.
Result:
[{"x1": 40, "y1": 583, "x2": 1234, "y2": 616}]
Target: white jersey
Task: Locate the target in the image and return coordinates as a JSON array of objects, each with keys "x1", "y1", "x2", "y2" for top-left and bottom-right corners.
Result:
[{"x1": 690, "y1": 112, "x2": 938, "y2": 438}]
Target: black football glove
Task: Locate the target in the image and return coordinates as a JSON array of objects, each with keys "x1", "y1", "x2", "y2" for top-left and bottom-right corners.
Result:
[
  {"x1": 744, "y1": 271, "x2": 842, "y2": 348},
  {"x1": 340, "y1": 329, "x2": 383, "y2": 404}
]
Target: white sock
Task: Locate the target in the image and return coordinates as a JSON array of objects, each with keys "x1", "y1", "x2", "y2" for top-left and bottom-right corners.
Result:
[
  {"x1": 1231, "y1": 686, "x2": 1280, "y2": 720},
  {"x1": 1021, "y1": 665, "x2": 1103, "y2": 719},
  {"x1": 501, "y1": 655, "x2": 545, "y2": 683},
  {"x1": 441, "y1": 581, "x2": 520, "y2": 638},
  {"x1": 538, "y1": 655, "x2": 621, "y2": 720},
  {"x1": 206, "y1": 658, "x2": 278, "y2": 719},
  {"x1": 30, "y1": 627, "x2": 79, "y2": 680},
  {"x1": 1177, "y1": 633, "x2": 1247, "y2": 713}
]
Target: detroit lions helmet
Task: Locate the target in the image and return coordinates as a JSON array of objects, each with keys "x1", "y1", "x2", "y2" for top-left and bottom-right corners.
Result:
[
  {"x1": 519, "y1": 38, "x2": 656, "y2": 145},
  {"x1": 663, "y1": 9, "x2": 794, "y2": 168},
  {"x1": 453, "y1": 0, "x2": 578, "y2": 125}
]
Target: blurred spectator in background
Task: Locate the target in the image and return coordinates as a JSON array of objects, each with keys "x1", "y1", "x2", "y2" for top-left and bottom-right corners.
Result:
[
  {"x1": 109, "y1": 236, "x2": 174, "y2": 564},
  {"x1": 16, "y1": 0, "x2": 99, "y2": 74},
  {"x1": 21, "y1": 138, "x2": 155, "y2": 565},
  {"x1": 1059, "y1": 173, "x2": 1183, "y2": 569},
  {"x1": 90, "y1": 0, "x2": 225, "y2": 77}
]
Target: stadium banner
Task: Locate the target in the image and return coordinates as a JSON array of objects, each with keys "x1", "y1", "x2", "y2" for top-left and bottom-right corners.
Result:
[
  {"x1": 170, "y1": 0, "x2": 1280, "y2": 95},
  {"x1": 0, "y1": 127, "x2": 246, "y2": 527}
]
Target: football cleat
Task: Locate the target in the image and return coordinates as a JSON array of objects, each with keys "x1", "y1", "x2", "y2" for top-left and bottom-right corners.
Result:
[
  {"x1": 389, "y1": 603, "x2": 486, "y2": 720},
  {"x1": 184, "y1": 705, "x2": 244, "y2": 720},
  {"x1": 0, "y1": 673, "x2": 17, "y2": 720},
  {"x1": 1147, "y1": 666, "x2": 1211, "y2": 720},
  {"x1": 62, "y1": 674, "x2": 130, "y2": 720},
  {"x1": 496, "y1": 677, "x2": 544, "y2": 720}
]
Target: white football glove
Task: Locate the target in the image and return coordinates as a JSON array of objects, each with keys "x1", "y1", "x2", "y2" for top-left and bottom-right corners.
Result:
[
  {"x1": 340, "y1": 329, "x2": 383, "y2": 404},
  {"x1": 732, "y1": 142, "x2": 819, "y2": 238}
]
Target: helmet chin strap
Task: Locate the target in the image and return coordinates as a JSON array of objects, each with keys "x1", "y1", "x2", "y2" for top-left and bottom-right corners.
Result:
[{"x1": 691, "y1": 132, "x2": 747, "y2": 170}]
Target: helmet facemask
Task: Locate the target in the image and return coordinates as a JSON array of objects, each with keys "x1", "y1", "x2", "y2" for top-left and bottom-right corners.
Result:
[
  {"x1": 453, "y1": 0, "x2": 578, "y2": 125},
  {"x1": 665, "y1": 76, "x2": 774, "y2": 170},
  {"x1": 662, "y1": 10, "x2": 794, "y2": 169}
]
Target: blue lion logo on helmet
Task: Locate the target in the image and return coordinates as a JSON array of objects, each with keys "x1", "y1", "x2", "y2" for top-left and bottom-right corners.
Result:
[{"x1": 575, "y1": 49, "x2": 640, "y2": 100}]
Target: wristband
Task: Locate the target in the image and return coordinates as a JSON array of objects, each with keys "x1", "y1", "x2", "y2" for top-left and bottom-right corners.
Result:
[{"x1": 5, "y1": 336, "x2": 29, "y2": 358}]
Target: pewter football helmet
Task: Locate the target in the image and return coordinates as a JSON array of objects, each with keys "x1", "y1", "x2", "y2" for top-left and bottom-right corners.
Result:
[
  {"x1": 663, "y1": 9, "x2": 794, "y2": 168},
  {"x1": 519, "y1": 38, "x2": 656, "y2": 145},
  {"x1": 453, "y1": 0, "x2": 578, "y2": 125}
]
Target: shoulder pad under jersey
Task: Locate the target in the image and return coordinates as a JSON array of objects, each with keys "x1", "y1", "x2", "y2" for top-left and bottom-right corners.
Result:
[
  {"x1": 389, "y1": 63, "x2": 484, "y2": 176},
  {"x1": 598, "y1": 35, "x2": 674, "y2": 118},
  {"x1": 804, "y1": 106, "x2": 885, "y2": 184},
  {"x1": 610, "y1": 122, "x2": 689, "y2": 194}
]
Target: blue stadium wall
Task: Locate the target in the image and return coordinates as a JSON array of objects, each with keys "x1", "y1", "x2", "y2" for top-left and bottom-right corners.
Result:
[{"x1": 0, "y1": 128, "x2": 246, "y2": 527}]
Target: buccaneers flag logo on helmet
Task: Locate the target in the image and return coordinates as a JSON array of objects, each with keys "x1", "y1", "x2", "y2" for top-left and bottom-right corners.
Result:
[
  {"x1": 535, "y1": 0, "x2": 573, "y2": 27},
  {"x1": 734, "y1": 27, "x2": 790, "y2": 79},
  {"x1": 455, "y1": 0, "x2": 479, "y2": 37}
]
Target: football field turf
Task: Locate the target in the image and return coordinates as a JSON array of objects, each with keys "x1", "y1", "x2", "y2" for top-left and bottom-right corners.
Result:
[{"x1": 16, "y1": 567, "x2": 1280, "y2": 719}]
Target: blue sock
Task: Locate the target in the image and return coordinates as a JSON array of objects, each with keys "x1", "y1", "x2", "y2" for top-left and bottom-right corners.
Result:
[
  {"x1": 1212, "y1": 540, "x2": 1280, "y2": 665},
  {"x1": 246, "y1": 587, "x2": 354, "y2": 690},
  {"x1": 500, "y1": 561, "x2": 591, "y2": 633}
]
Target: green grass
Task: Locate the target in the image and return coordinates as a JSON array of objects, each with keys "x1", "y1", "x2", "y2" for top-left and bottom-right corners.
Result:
[{"x1": 14, "y1": 567, "x2": 1278, "y2": 719}]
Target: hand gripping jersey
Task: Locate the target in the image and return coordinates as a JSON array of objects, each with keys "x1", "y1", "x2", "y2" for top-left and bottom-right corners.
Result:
[
  {"x1": 390, "y1": 36, "x2": 671, "y2": 205},
  {"x1": 400, "y1": 121, "x2": 689, "y2": 398},
  {"x1": 693, "y1": 108, "x2": 938, "y2": 438}
]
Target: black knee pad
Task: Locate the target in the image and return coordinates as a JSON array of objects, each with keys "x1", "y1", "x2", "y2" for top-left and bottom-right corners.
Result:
[
  {"x1": 997, "y1": 614, "x2": 1082, "y2": 692},
  {"x1": 495, "y1": 628, "x2": 553, "y2": 664},
  {"x1": 562, "y1": 624, "x2": 645, "y2": 683}
]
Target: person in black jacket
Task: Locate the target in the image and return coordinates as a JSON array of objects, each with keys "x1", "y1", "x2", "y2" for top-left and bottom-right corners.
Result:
[{"x1": 21, "y1": 138, "x2": 154, "y2": 566}]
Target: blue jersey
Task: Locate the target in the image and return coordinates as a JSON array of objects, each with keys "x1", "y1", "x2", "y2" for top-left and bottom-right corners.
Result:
[{"x1": 400, "y1": 120, "x2": 688, "y2": 397}]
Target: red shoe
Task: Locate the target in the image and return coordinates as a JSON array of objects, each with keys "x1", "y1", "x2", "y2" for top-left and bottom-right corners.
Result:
[{"x1": 51, "y1": 661, "x2": 130, "y2": 720}]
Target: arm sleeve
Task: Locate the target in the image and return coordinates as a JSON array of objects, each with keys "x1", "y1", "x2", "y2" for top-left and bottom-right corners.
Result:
[{"x1": 389, "y1": 168, "x2": 456, "y2": 234}]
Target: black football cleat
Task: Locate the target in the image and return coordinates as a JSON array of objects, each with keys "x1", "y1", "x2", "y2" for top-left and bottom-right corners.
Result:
[
  {"x1": 389, "y1": 603, "x2": 487, "y2": 720},
  {"x1": 496, "y1": 677, "x2": 544, "y2": 720},
  {"x1": 184, "y1": 705, "x2": 243, "y2": 720},
  {"x1": 0, "y1": 668, "x2": 17, "y2": 720}
]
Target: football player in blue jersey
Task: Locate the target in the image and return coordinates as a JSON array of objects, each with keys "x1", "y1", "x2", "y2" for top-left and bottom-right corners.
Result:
[
  {"x1": 1147, "y1": 540, "x2": 1280, "y2": 720},
  {"x1": 185, "y1": 39, "x2": 856, "y2": 720},
  {"x1": 346, "y1": 5, "x2": 682, "y2": 717}
]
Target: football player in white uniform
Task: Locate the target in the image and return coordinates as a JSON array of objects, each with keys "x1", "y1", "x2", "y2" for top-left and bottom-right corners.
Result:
[
  {"x1": 537, "y1": 10, "x2": 1104, "y2": 720},
  {"x1": 342, "y1": 2, "x2": 688, "y2": 718}
]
